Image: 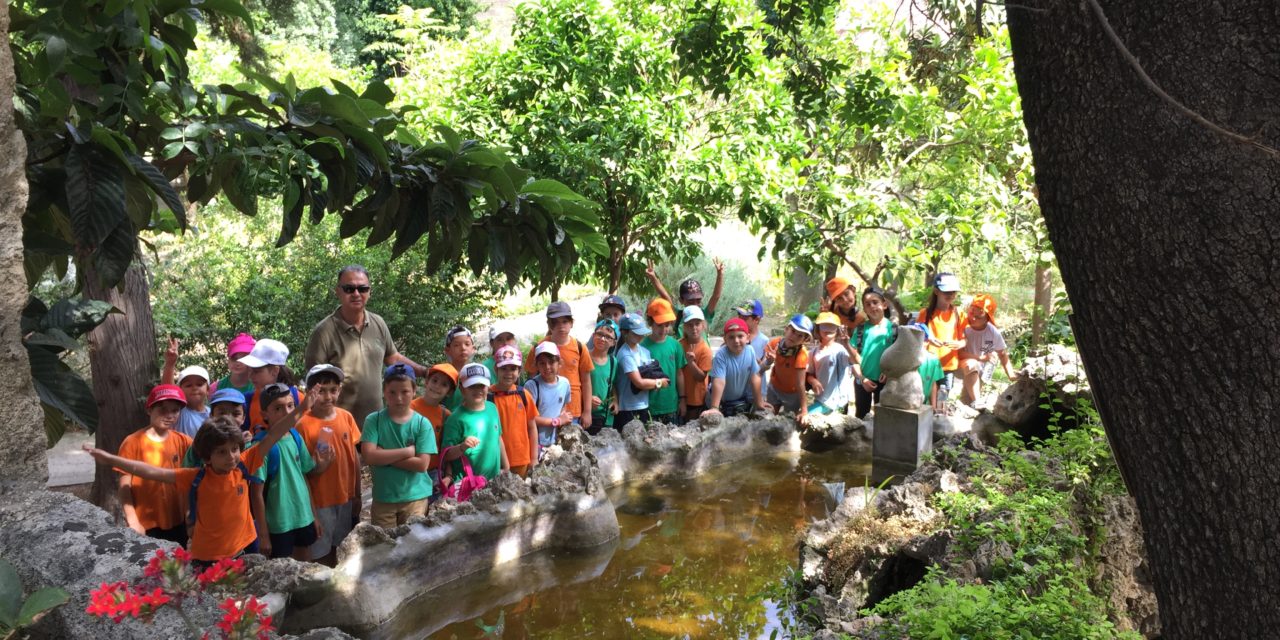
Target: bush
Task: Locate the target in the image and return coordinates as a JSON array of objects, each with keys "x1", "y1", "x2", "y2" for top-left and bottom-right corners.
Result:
[{"x1": 149, "y1": 200, "x2": 501, "y2": 379}]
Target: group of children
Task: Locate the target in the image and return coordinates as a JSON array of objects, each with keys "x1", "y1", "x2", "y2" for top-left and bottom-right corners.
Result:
[{"x1": 86, "y1": 267, "x2": 1013, "y2": 568}]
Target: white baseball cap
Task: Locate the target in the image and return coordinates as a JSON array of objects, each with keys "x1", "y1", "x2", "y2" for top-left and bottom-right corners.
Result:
[
  {"x1": 681, "y1": 305, "x2": 705, "y2": 325},
  {"x1": 177, "y1": 365, "x2": 210, "y2": 384},
  {"x1": 488, "y1": 322, "x2": 516, "y2": 343},
  {"x1": 238, "y1": 339, "x2": 289, "y2": 368},
  {"x1": 305, "y1": 363, "x2": 345, "y2": 385},
  {"x1": 534, "y1": 341, "x2": 560, "y2": 360},
  {"x1": 459, "y1": 363, "x2": 491, "y2": 388}
]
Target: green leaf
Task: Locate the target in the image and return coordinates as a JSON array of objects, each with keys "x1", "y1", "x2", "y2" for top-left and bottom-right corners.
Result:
[
  {"x1": 39, "y1": 298, "x2": 119, "y2": 338},
  {"x1": 16, "y1": 587, "x2": 70, "y2": 626},
  {"x1": 361, "y1": 80, "x2": 395, "y2": 105},
  {"x1": 276, "y1": 179, "x2": 304, "y2": 247},
  {"x1": 194, "y1": 0, "x2": 255, "y2": 28},
  {"x1": 25, "y1": 328, "x2": 81, "y2": 352},
  {"x1": 126, "y1": 155, "x2": 187, "y2": 230},
  {"x1": 435, "y1": 124, "x2": 462, "y2": 155},
  {"x1": 42, "y1": 405, "x2": 68, "y2": 450},
  {"x1": 27, "y1": 345, "x2": 99, "y2": 432},
  {"x1": 64, "y1": 144, "x2": 127, "y2": 247},
  {"x1": 45, "y1": 36, "x2": 67, "y2": 72},
  {"x1": 92, "y1": 220, "x2": 137, "y2": 288},
  {"x1": 520, "y1": 179, "x2": 590, "y2": 202},
  {"x1": 0, "y1": 559, "x2": 19, "y2": 628}
]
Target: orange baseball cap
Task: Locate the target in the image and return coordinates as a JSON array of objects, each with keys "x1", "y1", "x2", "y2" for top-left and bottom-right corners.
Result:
[
  {"x1": 428, "y1": 363, "x2": 459, "y2": 387},
  {"x1": 969, "y1": 294, "x2": 998, "y2": 324},
  {"x1": 825, "y1": 277, "x2": 853, "y2": 300},
  {"x1": 646, "y1": 298, "x2": 677, "y2": 324}
]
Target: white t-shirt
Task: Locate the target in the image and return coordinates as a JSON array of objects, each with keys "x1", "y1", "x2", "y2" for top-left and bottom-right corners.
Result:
[{"x1": 963, "y1": 324, "x2": 1007, "y2": 357}]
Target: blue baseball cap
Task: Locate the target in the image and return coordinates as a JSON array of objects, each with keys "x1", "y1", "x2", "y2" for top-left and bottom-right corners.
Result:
[
  {"x1": 208, "y1": 388, "x2": 246, "y2": 407},
  {"x1": 735, "y1": 299, "x2": 764, "y2": 318},
  {"x1": 618, "y1": 312, "x2": 651, "y2": 336},
  {"x1": 599, "y1": 294, "x2": 626, "y2": 313},
  {"x1": 788, "y1": 314, "x2": 814, "y2": 335},
  {"x1": 383, "y1": 363, "x2": 416, "y2": 382}
]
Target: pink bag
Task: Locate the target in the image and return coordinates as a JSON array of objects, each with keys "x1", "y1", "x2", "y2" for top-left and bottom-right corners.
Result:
[{"x1": 442, "y1": 447, "x2": 487, "y2": 502}]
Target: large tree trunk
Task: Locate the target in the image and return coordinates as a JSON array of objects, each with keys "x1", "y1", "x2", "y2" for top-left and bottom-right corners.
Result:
[
  {"x1": 84, "y1": 261, "x2": 158, "y2": 509},
  {"x1": 784, "y1": 264, "x2": 823, "y2": 314},
  {"x1": 0, "y1": 4, "x2": 47, "y2": 495},
  {"x1": 1008, "y1": 0, "x2": 1280, "y2": 635}
]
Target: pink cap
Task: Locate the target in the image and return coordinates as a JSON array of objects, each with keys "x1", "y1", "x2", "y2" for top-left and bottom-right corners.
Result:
[
  {"x1": 495, "y1": 345, "x2": 522, "y2": 368},
  {"x1": 227, "y1": 333, "x2": 256, "y2": 357}
]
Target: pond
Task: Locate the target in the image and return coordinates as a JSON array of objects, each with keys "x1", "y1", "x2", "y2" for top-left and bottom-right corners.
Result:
[{"x1": 372, "y1": 451, "x2": 869, "y2": 639}]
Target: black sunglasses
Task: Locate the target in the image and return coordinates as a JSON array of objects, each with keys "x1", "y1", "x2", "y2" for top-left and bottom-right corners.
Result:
[{"x1": 340, "y1": 284, "x2": 371, "y2": 294}]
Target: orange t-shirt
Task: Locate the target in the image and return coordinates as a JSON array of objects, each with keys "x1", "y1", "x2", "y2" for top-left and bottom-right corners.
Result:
[
  {"x1": 766, "y1": 337, "x2": 810, "y2": 395},
  {"x1": 248, "y1": 388, "x2": 306, "y2": 434},
  {"x1": 116, "y1": 428, "x2": 192, "y2": 531},
  {"x1": 525, "y1": 338, "x2": 594, "y2": 418},
  {"x1": 681, "y1": 338, "x2": 713, "y2": 407},
  {"x1": 492, "y1": 388, "x2": 535, "y2": 467},
  {"x1": 296, "y1": 408, "x2": 362, "y2": 509},
  {"x1": 174, "y1": 444, "x2": 267, "y2": 561},
  {"x1": 410, "y1": 397, "x2": 449, "y2": 470},
  {"x1": 918, "y1": 307, "x2": 967, "y2": 372}
]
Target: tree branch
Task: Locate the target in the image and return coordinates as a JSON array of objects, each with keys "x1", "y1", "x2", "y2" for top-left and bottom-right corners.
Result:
[{"x1": 1086, "y1": 0, "x2": 1280, "y2": 158}]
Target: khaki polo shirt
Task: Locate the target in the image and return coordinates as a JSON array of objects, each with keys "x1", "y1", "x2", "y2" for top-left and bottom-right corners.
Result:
[{"x1": 304, "y1": 308, "x2": 397, "y2": 427}]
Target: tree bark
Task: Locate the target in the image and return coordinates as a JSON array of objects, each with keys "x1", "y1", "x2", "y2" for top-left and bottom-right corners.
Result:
[
  {"x1": 785, "y1": 264, "x2": 823, "y2": 314},
  {"x1": 84, "y1": 261, "x2": 158, "y2": 509},
  {"x1": 1030, "y1": 258, "x2": 1052, "y2": 353},
  {"x1": 1008, "y1": 0, "x2": 1280, "y2": 635}
]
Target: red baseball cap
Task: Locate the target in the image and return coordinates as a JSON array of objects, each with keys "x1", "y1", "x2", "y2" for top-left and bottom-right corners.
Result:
[
  {"x1": 723, "y1": 318, "x2": 749, "y2": 336},
  {"x1": 146, "y1": 384, "x2": 187, "y2": 408}
]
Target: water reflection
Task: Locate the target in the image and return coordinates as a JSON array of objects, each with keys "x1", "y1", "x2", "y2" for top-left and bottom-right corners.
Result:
[{"x1": 377, "y1": 451, "x2": 869, "y2": 639}]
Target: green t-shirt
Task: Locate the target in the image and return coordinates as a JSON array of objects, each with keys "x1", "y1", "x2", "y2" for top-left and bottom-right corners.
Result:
[
  {"x1": 588, "y1": 353, "x2": 617, "y2": 427},
  {"x1": 674, "y1": 305, "x2": 716, "y2": 343},
  {"x1": 252, "y1": 429, "x2": 316, "y2": 533},
  {"x1": 856, "y1": 319, "x2": 896, "y2": 382},
  {"x1": 442, "y1": 403, "x2": 504, "y2": 482},
  {"x1": 481, "y1": 357, "x2": 498, "y2": 385},
  {"x1": 362, "y1": 409, "x2": 437, "y2": 503},
  {"x1": 919, "y1": 354, "x2": 945, "y2": 404},
  {"x1": 640, "y1": 337, "x2": 687, "y2": 416},
  {"x1": 214, "y1": 375, "x2": 254, "y2": 396}
]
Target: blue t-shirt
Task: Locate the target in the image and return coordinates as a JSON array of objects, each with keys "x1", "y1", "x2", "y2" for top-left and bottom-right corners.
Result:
[
  {"x1": 616, "y1": 343, "x2": 654, "y2": 411},
  {"x1": 523, "y1": 375, "x2": 571, "y2": 419},
  {"x1": 710, "y1": 345, "x2": 759, "y2": 404},
  {"x1": 176, "y1": 407, "x2": 210, "y2": 438}
]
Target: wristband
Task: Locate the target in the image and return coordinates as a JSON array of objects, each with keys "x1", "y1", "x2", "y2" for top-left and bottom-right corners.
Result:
[{"x1": 552, "y1": 418, "x2": 560, "y2": 428}]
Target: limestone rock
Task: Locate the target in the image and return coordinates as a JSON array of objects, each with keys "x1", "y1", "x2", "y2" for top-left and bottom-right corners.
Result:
[
  {"x1": 878, "y1": 373, "x2": 923, "y2": 410},
  {"x1": 800, "y1": 413, "x2": 866, "y2": 452},
  {"x1": 878, "y1": 325, "x2": 926, "y2": 377},
  {"x1": 993, "y1": 374, "x2": 1047, "y2": 428},
  {"x1": 0, "y1": 6, "x2": 45, "y2": 494},
  {"x1": 1092, "y1": 495, "x2": 1160, "y2": 637}
]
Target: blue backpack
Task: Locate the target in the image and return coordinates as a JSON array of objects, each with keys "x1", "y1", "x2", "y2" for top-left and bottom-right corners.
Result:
[
  {"x1": 252, "y1": 428, "x2": 306, "y2": 482},
  {"x1": 187, "y1": 461, "x2": 262, "y2": 527}
]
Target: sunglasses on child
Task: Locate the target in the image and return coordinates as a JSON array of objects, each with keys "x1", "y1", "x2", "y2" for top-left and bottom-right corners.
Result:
[{"x1": 340, "y1": 284, "x2": 371, "y2": 294}]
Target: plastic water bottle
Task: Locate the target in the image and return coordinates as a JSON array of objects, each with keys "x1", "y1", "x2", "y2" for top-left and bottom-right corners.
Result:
[
  {"x1": 981, "y1": 359, "x2": 996, "y2": 383},
  {"x1": 318, "y1": 426, "x2": 335, "y2": 456}
]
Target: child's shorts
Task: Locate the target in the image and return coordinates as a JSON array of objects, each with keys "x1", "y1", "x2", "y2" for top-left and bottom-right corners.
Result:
[
  {"x1": 371, "y1": 499, "x2": 428, "y2": 528},
  {"x1": 766, "y1": 386, "x2": 803, "y2": 413},
  {"x1": 269, "y1": 523, "x2": 319, "y2": 559},
  {"x1": 428, "y1": 469, "x2": 443, "y2": 504},
  {"x1": 309, "y1": 502, "x2": 356, "y2": 559},
  {"x1": 537, "y1": 425, "x2": 558, "y2": 448}
]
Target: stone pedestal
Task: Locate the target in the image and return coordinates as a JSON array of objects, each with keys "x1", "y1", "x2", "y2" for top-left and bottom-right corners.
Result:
[{"x1": 871, "y1": 406, "x2": 934, "y2": 483}]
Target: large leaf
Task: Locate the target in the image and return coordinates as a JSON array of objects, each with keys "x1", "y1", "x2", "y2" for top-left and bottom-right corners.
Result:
[
  {"x1": 520, "y1": 178, "x2": 591, "y2": 202},
  {"x1": 27, "y1": 344, "x2": 99, "y2": 433},
  {"x1": 275, "y1": 179, "x2": 304, "y2": 247},
  {"x1": 38, "y1": 298, "x2": 119, "y2": 339},
  {"x1": 17, "y1": 586, "x2": 70, "y2": 626},
  {"x1": 91, "y1": 220, "x2": 137, "y2": 288},
  {"x1": 0, "y1": 558, "x2": 21, "y2": 628},
  {"x1": 127, "y1": 154, "x2": 187, "y2": 230},
  {"x1": 64, "y1": 144, "x2": 127, "y2": 247},
  {"x1": 42, "y1": 406, "x2": 68, "y2": 450}
]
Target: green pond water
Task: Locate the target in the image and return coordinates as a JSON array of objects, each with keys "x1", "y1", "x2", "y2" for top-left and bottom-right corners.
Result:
[{"x1": 373, "y1": 451, "x2": 869, "y2": 639}]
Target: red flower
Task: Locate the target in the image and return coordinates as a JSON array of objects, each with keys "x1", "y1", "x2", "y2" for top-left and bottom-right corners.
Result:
[
  {"x1": 213, "y1": 596, "x2": 275, "y2": 640},
  {"x1": 197, "y1": 558, "x2": 246, "y2": 588},
  {"x1": 85, "y1": 581, "x2": 168, "y2": 623}
]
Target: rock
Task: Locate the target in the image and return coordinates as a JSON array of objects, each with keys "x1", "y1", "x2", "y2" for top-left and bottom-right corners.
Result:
[
  {"x1": 800, "y1": 414, "x2": 866, "y2": 452},
  {"x1": 877, "y1": 325, "x2": 927, "y2": 410},
  {"x1": 993, "y1": 375, "x2": 1047, "y2": 428},
  {"x1": 0, "y1": 9, "x2": 45, "y2": 495},
  {"x1": 874, "y1": 480, "x2": 938, "y2": 521},
  {"x1": 1092, "y1": 496, "x2": 1161, "y2": 637},
  {"x1": 971, "y1": 411, "x2": 1013, "y2": 446}
]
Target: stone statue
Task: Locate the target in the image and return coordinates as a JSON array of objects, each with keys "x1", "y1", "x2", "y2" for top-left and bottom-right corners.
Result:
[{"x1": 877, "y1": 324, "x2": 926, "y2": 410}]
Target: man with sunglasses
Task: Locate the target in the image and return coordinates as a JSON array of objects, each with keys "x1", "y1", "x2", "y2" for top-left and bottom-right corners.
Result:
[{"x1": 305, "y1": 265, "x2": 427, "y2": 427}]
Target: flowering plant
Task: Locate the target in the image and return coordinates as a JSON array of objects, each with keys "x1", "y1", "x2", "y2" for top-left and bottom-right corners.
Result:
[{"x1": 87, "y1": 549, "x2": 272, "y2": 639}]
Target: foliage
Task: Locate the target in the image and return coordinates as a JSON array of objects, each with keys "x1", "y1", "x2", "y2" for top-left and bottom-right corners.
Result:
[
  {"x1": 10, "y1": 0, "x2": 602, "y2": 296},
  {"x1": 336, "y1": 0, "x2": 481, "y2": 74},
  {"x1": 150, "y1": 200, "x2": 502, "y2": 376},
  {"x1": 673, "y1": 1, "x2": 1042, "y2": 298},
  {"x1": 87, "y1": 548, "x2": 270, "y2": 639},
  {"x1": 20, "y1": 297, "x2": 119, "y2": 442},
  {"x1": 869, "y1": 410, "x2": 1134, "y2": 638},
  {"x1": 1010, "y1": 289, "x2": 1075, "y2": 362},
  {"x1": 0, "y1": 558, "x2": 70, "y2": 640},
  {"x1": 424, "y1": 0, "x2": 759, "y2": 292}
]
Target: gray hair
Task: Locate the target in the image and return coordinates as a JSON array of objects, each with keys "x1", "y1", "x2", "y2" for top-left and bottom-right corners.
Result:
[{"x1": 337, "y1": 265, "x2": 369, "y2": 282}]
